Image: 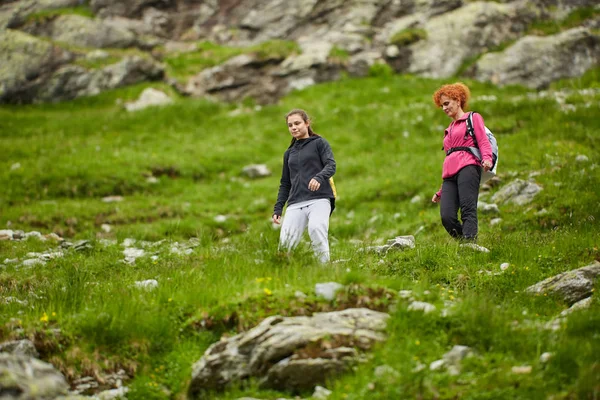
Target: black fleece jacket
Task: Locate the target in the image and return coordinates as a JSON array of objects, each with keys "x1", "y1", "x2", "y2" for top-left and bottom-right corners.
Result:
[{"x1": 273, "y1": 135, "x2": 336, "y2": 216}]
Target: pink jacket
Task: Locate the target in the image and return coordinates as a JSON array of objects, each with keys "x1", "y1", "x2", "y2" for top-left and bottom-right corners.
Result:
[{"x1": 436, "y1": 112, "x2": 493, "y2": 197}]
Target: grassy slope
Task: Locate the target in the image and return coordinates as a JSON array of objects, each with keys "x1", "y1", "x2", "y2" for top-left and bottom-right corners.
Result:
[{"x1": 0, "y1": 70, "x2": 599, "y2": 399}]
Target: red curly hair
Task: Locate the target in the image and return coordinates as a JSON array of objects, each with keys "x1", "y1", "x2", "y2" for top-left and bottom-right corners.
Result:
[{"x1": 432, "y1": 82, "x2": 471, "y2": 109}]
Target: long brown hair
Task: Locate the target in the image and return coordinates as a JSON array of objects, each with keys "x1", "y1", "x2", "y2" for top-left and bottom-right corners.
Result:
[{"x1": 286, "y1": 109, "x2": 318, "y2": 146}]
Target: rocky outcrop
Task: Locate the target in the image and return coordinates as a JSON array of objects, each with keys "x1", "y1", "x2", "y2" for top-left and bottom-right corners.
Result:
[
  {"x1": 526, "y1": 261, "x2": 600, "y2": 305},
  {"x1": 406, "y1": 1, "x2": 535, "y2": 78},
  {"x1": 37, "y1": 56, "x2": 164, "y2": 102},
  {"x1": 473, "y1": 27, "x2": 600, "y2": 89},
  {"x1": 22, "y1": 14, "x2": 138, "y2": 49},
  {"x1": 1, "y1": 0, "x2": 598, "y2": 103},
  {"x1": 189, "y1": 308, "x2": 389, "y2": 396},
  {"x1": 0, "y1": 29, "x2": 73, "y2": 103}
]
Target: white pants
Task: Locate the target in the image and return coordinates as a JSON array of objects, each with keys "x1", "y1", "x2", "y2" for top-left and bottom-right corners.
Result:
[{"x1": 279, "y1": 199, "x2": 331, "y2": 263}]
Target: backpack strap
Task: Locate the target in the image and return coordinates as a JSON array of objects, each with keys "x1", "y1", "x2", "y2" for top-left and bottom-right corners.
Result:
[{"x1": 464, "y1": 112, "x2": 479, "y2": 149}]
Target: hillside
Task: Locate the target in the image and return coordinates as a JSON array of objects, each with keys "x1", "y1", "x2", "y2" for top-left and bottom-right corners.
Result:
[
  {"x1": 0, "y1": 69, "x2": 599, "y2": 399},
  {"x1": 1, "y1": 0, "x2": 599, "y2": 104}
]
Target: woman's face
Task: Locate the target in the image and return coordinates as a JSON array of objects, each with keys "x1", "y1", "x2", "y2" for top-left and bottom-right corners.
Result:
[
  {"x1": 287, "y1": 114, "x2": 310, "y2": 140},
  {"x1": 440, "y1": 95, "x2": 462, "y2": 120}
]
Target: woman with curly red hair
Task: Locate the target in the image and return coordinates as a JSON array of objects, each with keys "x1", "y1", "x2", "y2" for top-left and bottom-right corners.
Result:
[{"x1": 431, "y1": 82, "x2": 493, "y2": 241}]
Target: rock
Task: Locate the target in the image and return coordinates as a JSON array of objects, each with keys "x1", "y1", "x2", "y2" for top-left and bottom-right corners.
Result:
[
  {"x1": 315, "y1": 282, "x2": 344, "y2": 301},
  {"x1": 459, "y1": 243, "x2": 490, "y2": 253},
  {"x1": 0, "y1": 29, "x2": 72, "y2": 104},
  {"x1": 123, "y1": 248, "x2": 145, "y2": 264},
  {"x1": 242, "y1": 164, "x2": 272, "y2": 179},
  {"x1": 511, "y1": 365, "x2": 532, "y2": 374},
  {"x1": 214, "y1": 215, "x2": 227, "y2": 223},
  {"x1": 90, "y1": 0, "x2": 175, "y2": 19},
  {"x1": 366, "y1": 235, "x2": 415, "y2": 254},
  {"x1": 478, "y1": 202, "x2": 500, "y2": 214},
  {"x1": 0, "y1": 353, "x2": 69, "y2": 398},
  {"x1": 386, "y1": 235, "x2": 415, "y2": 250},
  {"x1": 0, "y1": 339, "x2": 39, "y2": 357},
  {"x1": 0, "y1": 229, "x2": 13, "y2": 240},
  {"x1": 559, "y1": 296, "x2": 593, "y2": 316},
  {"x1": 491, "y1": 179, "x2": 542, "y2": 206},
  {"x1": 525, "y1": 261, "x2": 600, "y2": 305},
  {"x1": 575, "y1": 154, "x2": 589, "y2": 162},
  {"x1": 124, "y1": 87, "x2": 173, "y2": 111},
  {"x1": 407, "y1": 2, "x2": 534, "y2": 77},
  {"x1": 407, "y1": 301, "x2": 436, "y2": 314},
  {"x1": 490, "y1": 218, "x2": 502, "y2": 226},
  {"x1": 0, "y1": 0, "x2": 82, "y2": 30},
  {"x1": 23, "y1": 14, "x2": 137, "y2": 49},
  {"x1": 313, "y1": 385, "x2": 332, "y2": 399},
  {"x1": 134, "y1": 279, "x2": 158, "y2": 290},
  {"x1": 429, "y1": 359, "x2": 445, "y2": 370},
  {"x1": 443, "y1": 345, "x2": 472, "y2": 367},
  {"x1": 398, "y1": 290, "x2": 413, "y2": 299},
  {"x1": 473, "y1": 28, "x2": 600, "y2": 89},
  {"x1": 539, "y1": 352, "x2": 553, "y2": 363},
  {"x1": 22, "y1": 258, "x2": 46, "y2": 267},
  {"x1": 189, "y1": 308, "x2": 389, "y2": 395},
  {"x1": 500, "y1": 263, "x2": 510, "y2": 271},
  {"x1": 74, "y1": 240, "x2": 92, "y2": 251},
  {"x1": 37, "y1": 56, "x2": 164, "y2": 103},
  {"x1": 102, "y1": 195, "x2": 124, "y2": 203}
]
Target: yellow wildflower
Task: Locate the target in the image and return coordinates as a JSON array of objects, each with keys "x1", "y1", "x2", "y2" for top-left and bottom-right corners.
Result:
[
  {"x1": 264, "y1": 288, "x2": 272, "y2": 296},
  {"x1": 40, "y1": 313, "x2": 49, "y2": 323}
]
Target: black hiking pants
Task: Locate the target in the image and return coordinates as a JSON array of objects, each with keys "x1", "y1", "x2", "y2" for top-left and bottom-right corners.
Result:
[{"x1": 440, "y1": 165, "x2": 482, "y2": 240}]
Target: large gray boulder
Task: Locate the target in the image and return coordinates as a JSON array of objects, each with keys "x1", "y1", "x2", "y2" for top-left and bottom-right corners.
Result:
[
  {"x1": 189, "y1": 308, "x2": 389, "y2": 396},
  {"x1": 0, "y1": 29, "x2": 72, "y2": 103},
  {"x1": 491, "y1": 179, "x2": 542, "y2": 206},
  {"x1": 184, "y1": 51, "x2": 307, "y2": 104},
  {"x1": 473, "y1": 27, "x2": 600, "y2": 89},
  {"x1": 526, "y1": 261, "x2": 600, "y2": 305},
  {"x1": 407, "y1": 1, "x2": 534, "y2": 77},
  {"x1": 0, "y1": 353, "x2": 69, "y2": 399},
  {"x1": 37, "y1": 55, "x2": 164, "y2": 102},
  {"x1": 24, "y1": 14, "x2": 138, "y2": 49}
]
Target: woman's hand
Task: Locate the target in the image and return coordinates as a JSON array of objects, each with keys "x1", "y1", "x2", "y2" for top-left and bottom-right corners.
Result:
[
  {"x1": 432, "y1": 193, "x2": 441, "y2": 203},
  {"x1": 272, "y1": 214, "x2": 281, "y2": 224},
  {"x1": 482, "y1": 160, "x2": 493, "y2": 171},
  {"x1": 308, "y1": 178, "x2": 321, "y2": 191}
]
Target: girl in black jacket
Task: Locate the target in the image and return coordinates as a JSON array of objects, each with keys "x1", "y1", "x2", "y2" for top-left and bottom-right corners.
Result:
[{"x1": 272, "y1": 109, "x2": 336, "y2": 263}]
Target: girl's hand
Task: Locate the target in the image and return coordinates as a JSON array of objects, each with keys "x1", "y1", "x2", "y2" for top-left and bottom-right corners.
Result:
[
  {"x1": 432, "y1": 193, "x2": 441, "y2": 203},
  {"x1": 482, "y1": 160, "x2": 493, "y2": 171},
  {"x1": 308, "y1": 178, "x2": 321, "y2": 191},
  {"x1": 272, "y1": 214, "x2": 281, "y2": 224}
]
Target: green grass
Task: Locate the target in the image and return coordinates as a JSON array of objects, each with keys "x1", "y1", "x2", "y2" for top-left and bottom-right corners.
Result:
[
  {"x1": 25, "y1": 6, "x2": 95, "y2": 23},
  {"x1": 389, "y1": 28, "x2": 427, "y2": 47},
  {"x1": 163, "y1": 40, "x2": 300, "y2": 82},
  {"x1": 1, "y1": 72, "x2": 599, "y2": 399},
  {"x1": 528, "y1": 7, "x2": 600, "y2": 36}
]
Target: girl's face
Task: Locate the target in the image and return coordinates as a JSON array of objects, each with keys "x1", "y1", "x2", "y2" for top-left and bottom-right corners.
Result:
[
  {"x1": 287, "y1": 114, "x2": 310, "y2": 140},
  {"x1": 440, "y1": 95, "x2": 462, "y2": 120}
]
